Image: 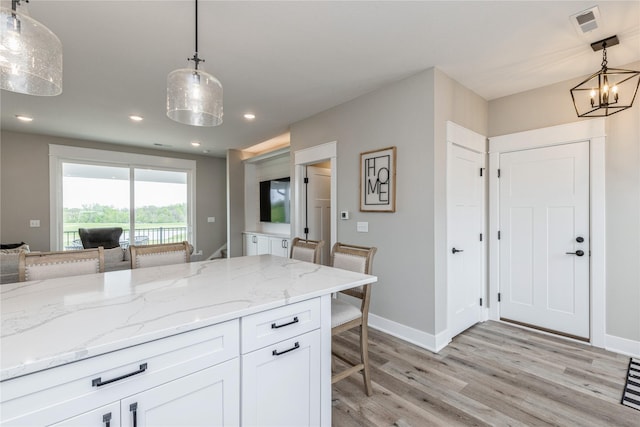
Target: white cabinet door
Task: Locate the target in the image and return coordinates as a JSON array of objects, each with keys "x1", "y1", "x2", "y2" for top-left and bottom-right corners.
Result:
[
  {"x1": 256, "y1": 236, "x2": 270, "y2": 255},
  {"x1": 269, "y1": 237, "x2": 290, "y2": 258},
  {"x1": 241, "y1": 330, "x2": 320, "y2": 427},
  {"x1": 244, "y1": 234, "x2": 257, "y2": 256},
  {"x1": 121, "y1": 359, "x2": 240, "y2": 427},
  {"x1": 49, "y1": 403, "x2": 121, "y2": 427},
  {"x1": 244, "y1": 234, "x2": 270, "y2": 256}
]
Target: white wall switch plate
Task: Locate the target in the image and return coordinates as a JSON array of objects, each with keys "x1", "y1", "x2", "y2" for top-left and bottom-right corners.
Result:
[
  {"x1": 340, "y1": 211, "x2": 350, "y2": 220},
  {"x1": 356, "y1": 221, "x2": 368, "y2": 232},
  {"x1": 29, "y1": 219, "x2": 40, "y2": 227},
  {"x1": 207, "y1": 217, "x2": 215, "y2": 223}
]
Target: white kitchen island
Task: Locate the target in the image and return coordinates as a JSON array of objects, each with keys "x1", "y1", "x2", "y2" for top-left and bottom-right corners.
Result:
[{"x1": 0, "y1": 255, "x2": 377, "y2": 426}]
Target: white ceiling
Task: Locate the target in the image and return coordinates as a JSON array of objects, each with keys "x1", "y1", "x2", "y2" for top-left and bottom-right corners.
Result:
[{"x1": 2, "y1": 1, "x2": 639, "y2": 157}]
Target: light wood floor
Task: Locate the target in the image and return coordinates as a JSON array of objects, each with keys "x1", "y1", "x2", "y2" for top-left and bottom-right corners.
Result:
[{"x1": 332, "y1": 321, "x2": 639, "y2": 426}]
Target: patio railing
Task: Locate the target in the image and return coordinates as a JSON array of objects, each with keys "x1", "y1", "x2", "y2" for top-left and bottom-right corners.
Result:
[{"x1": 64, "y1": 226, "x2": 188, "y2": 250}]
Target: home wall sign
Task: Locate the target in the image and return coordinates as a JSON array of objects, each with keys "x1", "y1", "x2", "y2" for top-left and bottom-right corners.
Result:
[{"x1": 360, "y1": 146, "x2": 396, "y2": 212}]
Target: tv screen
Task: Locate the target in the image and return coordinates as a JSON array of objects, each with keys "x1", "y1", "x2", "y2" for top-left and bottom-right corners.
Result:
[{"x1": 260, "y1": 177, "x2": 291, "y2": 223}]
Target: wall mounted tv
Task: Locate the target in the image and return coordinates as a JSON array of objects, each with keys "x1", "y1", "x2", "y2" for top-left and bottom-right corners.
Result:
[{"x1": 259, "y1": 177, "x2": 291, "y2": 223}]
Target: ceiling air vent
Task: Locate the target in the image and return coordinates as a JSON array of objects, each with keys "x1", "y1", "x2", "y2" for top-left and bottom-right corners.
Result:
[{"x1": 571, "y1": 6, "x2": 601, "y2": 35}]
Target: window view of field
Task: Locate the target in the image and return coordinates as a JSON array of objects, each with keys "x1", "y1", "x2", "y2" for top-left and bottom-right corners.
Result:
[{"x1": 62, "y1": 164, "x2": 188, "y2": 249}]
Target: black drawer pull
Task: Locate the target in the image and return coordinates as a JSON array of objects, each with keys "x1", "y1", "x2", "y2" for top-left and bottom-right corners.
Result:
[
  {"x1": 102, "y1": 412, "x2": 112, "y2": 427},
  {"x1": 272, "y1": 342, "x2": 300, "y2": 356},
  {"x1": 92, "y1": 363, "x2": 148, "y2": 387},
  {"x1": 130, "y1": 402, "x2": 138, "y2": 427},
  {"x1": 271, "y1": 316, "x2": 299, "y2": 329}
]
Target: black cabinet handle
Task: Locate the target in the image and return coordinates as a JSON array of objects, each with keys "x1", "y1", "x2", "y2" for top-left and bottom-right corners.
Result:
[
  {"x1": 271, "y1": 316, "x2": 299, "y2": 329},
  {"x1": 102, "y1": 412, "x2": 112, "y2": 427},
  {"x1": 451, "y1": 247, "x2": 464, "y2": 254},
  {"x1": 130, "y1": 403, "x2": 138, "y2": 427},
  {"x1": 272, "y1": 342, "x2": 300, "y2": 356},
  {"x1": 92, "y1": 363, "x2": 147, "y2": 387},
  {"x1": 566, "y1": 250, "x2": 585, "y2": 257}
]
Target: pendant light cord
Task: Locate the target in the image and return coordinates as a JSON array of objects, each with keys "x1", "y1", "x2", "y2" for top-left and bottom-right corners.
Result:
[{"x1": 189, "y1": 0, "x2": 204, "y2": 70}]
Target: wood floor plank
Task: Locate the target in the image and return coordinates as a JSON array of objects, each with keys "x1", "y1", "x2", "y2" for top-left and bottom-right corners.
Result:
[{"x1": 332, "y1": 321, "x2": 639, "y2": 426}]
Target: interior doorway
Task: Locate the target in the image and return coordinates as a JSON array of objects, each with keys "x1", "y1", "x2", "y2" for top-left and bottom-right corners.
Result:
[
  {"x1": 303, "y1": 164, "x2": 332, "y2": 264},
  {"x1": 446, "y1": 122, "x2": 486, "y2": 341},
  {"x1": 294, "y1": 142, "x2": 338, "y2": 264},
  {"x1": 488, "y1": 119, "x2": 606, "y2": 346}
]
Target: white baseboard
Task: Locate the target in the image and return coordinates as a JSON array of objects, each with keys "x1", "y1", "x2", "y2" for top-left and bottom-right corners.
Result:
[
  {"x1": 605, "y1": 334, "x2": 640, "y2": 358},
  {"x1": 368, "y1": 313, "x2": 450, "y2": 354}
]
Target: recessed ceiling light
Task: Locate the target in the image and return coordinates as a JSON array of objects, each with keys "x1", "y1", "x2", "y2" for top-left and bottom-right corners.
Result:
[
  {"x1": 15, "y1": 115, "x2": 34, "y2": 122},
  {"x1": 191, "y1": 141, "x2": 201, "y2": 147},
  {"x1": 244, "y1": 113, "x2": 256, "y2": 120},
  {"x1": 129, "y1": 115, "x2": 144, "y2": 122}
]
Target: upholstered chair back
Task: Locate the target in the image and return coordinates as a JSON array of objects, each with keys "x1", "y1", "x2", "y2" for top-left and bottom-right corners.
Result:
[
  {"x1": 18, "y1": 247, "x2": 105, "y2": 282},
  {"x1": 129, "y1": 241, "x2": 191, "y2": 269},
  {"x1": 290, "y1": 238, "x2": 325, "y2": 264},
  {"x1": 79, "y1": 227, "x2": 123, "y2": 249}
]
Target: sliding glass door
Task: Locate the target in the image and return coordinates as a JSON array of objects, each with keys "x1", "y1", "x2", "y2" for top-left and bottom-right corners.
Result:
[{"x1": 51, "y1": 145, "x2": 196, "y2": 252}]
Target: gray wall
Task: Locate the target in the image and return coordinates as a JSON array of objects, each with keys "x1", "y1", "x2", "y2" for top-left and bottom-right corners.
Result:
[
  {"x1": 0, "y1": 131, "x2": 227, "y2": 259},
  {"x1": 488, "y1": 61, "x2": 640, "y2": 342},
  {"x1": 290, "y1": 68, "x2": 488, "y2": 337}
]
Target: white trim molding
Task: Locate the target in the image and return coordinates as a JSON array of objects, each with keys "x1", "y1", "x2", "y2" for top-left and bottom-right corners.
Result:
[
  {"x1": 293, "y1": 141, "x2": 337, "y2": 247},
  {"x1": 488, "y1": 118, "x2": 606, "y2": 348},
  {"x1": 368, "y1": 313, "x2": 451, "y2": 354},
  {"x1": 605, "y1": 334, "x2": 640, "y2": 359}
]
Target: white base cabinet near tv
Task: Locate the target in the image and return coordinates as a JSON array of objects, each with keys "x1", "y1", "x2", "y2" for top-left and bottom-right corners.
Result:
[{"x1": 243, "y1": 232, "x2": 291, "y2": 258}]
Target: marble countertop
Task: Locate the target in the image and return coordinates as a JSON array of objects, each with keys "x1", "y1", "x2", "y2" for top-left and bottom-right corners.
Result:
[{"x1": 1, "y1": 255, "x2": 376, "y2": 381}]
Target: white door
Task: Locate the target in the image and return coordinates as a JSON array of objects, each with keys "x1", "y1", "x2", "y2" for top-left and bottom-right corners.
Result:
[
  {"x1": 242, "y1": 331, "x2": 321, "y2": 427},
  {"x1": 448, "y1": 144, "x2": 484, "y2": 338},
  {"x1": 121, "y1": 359, "x2": 240, "y2": 427},
  {"x1": 305, "y1": 166, "x2": 331, "y2": 264},
  {"x1": 499, "y1": 141, "x2": 590, "y2": 339}
]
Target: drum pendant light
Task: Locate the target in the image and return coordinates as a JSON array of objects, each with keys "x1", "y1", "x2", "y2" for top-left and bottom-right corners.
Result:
[
  {"x1": 167, "y1": 0, "x2": 223, "y2": 127},
  {"x1": 0, "y1": 0, "x2": 63, "y2": 96}
]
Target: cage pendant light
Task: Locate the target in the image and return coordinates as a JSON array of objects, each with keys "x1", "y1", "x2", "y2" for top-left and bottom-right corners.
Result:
[
  {"x1": 0, "y1": 0, "x2": 63, "y2": 96},
  {"x1": 570, "y1": 35, "x2": 640, "y2": 117},
  {"x1": 167, "y1": 0, "x2": 223, "y2": 126}
]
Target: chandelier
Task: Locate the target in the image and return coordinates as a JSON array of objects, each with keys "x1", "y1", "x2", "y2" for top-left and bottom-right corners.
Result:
[
  {"x1": 0, "y1": 0, "x2": 62, "y2": 96},
  {"x1": 570, "y1": 35, "x2": 640, "y2": 117},
  {"x1": 167, "y1": 0, "x2": 223, "y2": 127}
]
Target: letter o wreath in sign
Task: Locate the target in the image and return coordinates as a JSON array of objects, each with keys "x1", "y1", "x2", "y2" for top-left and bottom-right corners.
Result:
[{"x1": 360, "y1": 146, "x2": 396, "y2": 212}]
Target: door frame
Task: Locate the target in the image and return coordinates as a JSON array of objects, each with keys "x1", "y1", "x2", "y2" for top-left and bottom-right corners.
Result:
[
  {"x1": 446, "y1": 122, "x2": 488, "y2": 343},
  {"x1": 488, "y1": 118, "x2": 606, "y2": 347},
  {"x1": 293, "y1": 141, "x2": 337, "y2": 251}
]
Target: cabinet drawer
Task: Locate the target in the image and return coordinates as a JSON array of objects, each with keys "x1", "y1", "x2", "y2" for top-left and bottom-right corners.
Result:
[
  {"x1": 1, "y1": 319, "x2": 239, "y2": 425},
  {"x1": 241, "y1": 298, "x2": 320, "y2": 354}
]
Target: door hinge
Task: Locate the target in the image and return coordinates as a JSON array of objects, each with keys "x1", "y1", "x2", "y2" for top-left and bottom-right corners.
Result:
[
  {"x1": 480, "y1": 297, "x2": 483, "y2": 306},
  {"x1": 304, "y1": 227, "x2": 309, "y2": 234},
  {"x1": 480, "y1": 168, "x2": 484, "y2": 177},
  {"x1": 480, "y1": 233, "x2": 483, "y2": 242},
  {"x1": 303, "y1": 177, "x2": 309, "y2": 184},
  {"x1": 498, "y1": 292, "x2": 501, "y2": 302},
  {"x1": 498, "y1": 230, "x2": 501, "y2": 240},
  {"x1": 497, "y1": 168, "x2": 501, "y2": 178}
]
